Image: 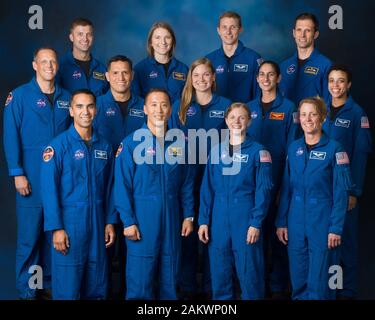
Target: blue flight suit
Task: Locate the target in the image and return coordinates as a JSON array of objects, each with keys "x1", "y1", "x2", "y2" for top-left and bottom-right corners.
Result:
[
  {"x1": 132, "y1": 56, "x2": 188, "y2": 104},
  {"x1": 323, "y1": 96, "x2": 372, "y2": 298},
  {"x1": 276, "y1": 133, "x2": 353, "y2": 300},
  {"x1": 247, "y1": 91, "x2": 299, "y2": 293},
  {"x1": 199, "y1": 135, "x2": 273, "y2": 299},
  {"x1": 3, "y1": 77, "x2": 71, "y2": 299},
  {"x1": 57, "y1": 51, "x2": 109, "y2": 96},
  {"x1": 114, "y1": 125, "x2": 195, "y2": 300},
  {"x1": 279, "y1": 49, "x2": 331, "y2": 105},
  {"x1": 206, "y1": 40, "x2": 262, "y2": 103},
  {"x1": 40, "y1": 124, "x2": 117, "y2": 300},
  {"x1": 95, "y1": 90, "x2": 145, "y2": 150},
  {"x1": 169, "y1": 94, "x2": 231, "y2": 295}
]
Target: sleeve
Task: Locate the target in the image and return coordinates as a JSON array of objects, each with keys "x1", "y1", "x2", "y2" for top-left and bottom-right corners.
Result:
[
  {"x1": 286, "y1": 104, "x2": 300, "y2": 148},
  {"x1": 350, "y1": 113, "x2": 372, "y2": 197},
  {"x1": 105, "y1": 149, "x2": 118, "y2": 225},
  {"x1": 251, "y1": 55, "x2": 262, "y2": 100},
  {"x1": 179, "y1": 163, "x2": 195, "y2": 220},
  {"x1": 275, "y1": 155, "x2": 292, "y2": 228},
  {"x1": 198, "y1": 158, "x2": 215, "y2": 226},
  {"x1": 3, "y1": 92, "x2": 25, "y2": 176},
  {"x1": 320, "y1": 60, "x2": 332, "y2": 102},
  {"x1": 40, "y1": 144, "x2": 64, "y2": 232},
  {"x1": 114, "y1": 142, "x2": 138, "y2": 227},
  {"x1": 131, "y1": 66, "x2": 142, "y2": 98},
  {"x1": 329, "y1": 148, "x2": 354, "y2": 235},
  {"x1": 248, "y1": 149, "x2": 273, "y2": 228}
]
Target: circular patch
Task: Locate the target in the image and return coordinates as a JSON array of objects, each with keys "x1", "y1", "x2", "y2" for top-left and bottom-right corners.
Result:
[
  {"x1": 74, "y1": 149, "x2": 85, "y2": 160},
  {"x1": 116, "y1": 143, "x2": 123, "y2": 158},
  {"x1": 186, "y1": 106, "x2": 196, "y2": 116},
  {"x1": 287, "y1": 64, "x2": 296, "y2": 74},
  {"x1": 5, "y1": 92, "x2": 13, "y2": 107},
  {"x1": 43, "y1": 146, "x2": 54, "y2": 162}
]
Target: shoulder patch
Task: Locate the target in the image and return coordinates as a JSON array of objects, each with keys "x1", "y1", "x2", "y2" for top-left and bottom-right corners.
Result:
[
  {"x1": 256, "y1": 58, "x2": 264, "y2": 67},
  {"x1": 5, "y1": 92, "x2": 13, "y2": 107},
  {"x1": 116, "y1": 143, "x2": 123, "y2": 158},
  {"x1": 43, "y1": 146, "x2": 54, "y2": 162},
  {"x1": 259, "y1": 150, "x2": 272, "y2": 163},
  {"x1": 336, "y1": 152, "x2": 350, "y2": 165},
  {"x1": 361, "y1": 116, "x2": 370, "y2": 128}
]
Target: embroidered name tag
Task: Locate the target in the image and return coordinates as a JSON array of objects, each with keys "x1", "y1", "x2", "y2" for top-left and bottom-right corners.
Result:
[
  {"x1": 269, "y1": 112, "x2": 285, "y2": 120},
  {"x1": 209, "y1": 110, "x2": 224, "y2": 118},
  {"x1": 335, "y1": 118, "x2": 350, "y2": 128},
  {"x1": 304, "y1": 66, "x2": 319, "y2": 75},
  {"x1": 57, "y1": 100, "x2": 69, "y2": 109},
  {"x1": 95, "y1": 150, "x2": 107, "y2": 160},
  {"x1": 93, "y1": 71, "x2": 106, "y2": 81},
  {"x1": 309, "y1": 151, "x2": 326, "y2": 160},
  {"x1": 172, "y1": 72, "x2": 186, "y2": 81},
  {"x1": 233, "y1": 153, "x2": 249, "y2": 163},
  {"x1": 129, "y1": 109, "x2": 144, "y2": 117},
  {"x1": 167, "y1": 146, "x2": 183, "y2": 156},
  {"x1": 234, "y1": 64, "x2": 248, "y2": 72}
]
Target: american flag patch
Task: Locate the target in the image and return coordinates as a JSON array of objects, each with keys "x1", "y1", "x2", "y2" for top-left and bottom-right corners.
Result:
[
  {"x1": 336, "y1": 152, "x2": 350, "y2": 165},
  {"x1": 361, "y1": 116, "x2": 370, "y2": 128},
  {"x1": 259, "y1": 150, "x2": 272, "y2": 163}
]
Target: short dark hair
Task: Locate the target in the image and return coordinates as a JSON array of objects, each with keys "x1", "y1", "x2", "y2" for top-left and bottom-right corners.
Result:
[
  {"x1": 218, "y1": 11, "x2": 242, "y2": 28},
  {"x1": 107, "y1": 55, "x2": 133, "y2": 71},
  {"x1": 70, "y1": 89, "x2": 96, "y2": 105},
  {"x1": 144, "y1": 88, "x2": 171, "y2": 105},
  {"x1": 33, "y1": 47, "x2": 57, "y2": 61},
  {"x1": 328, "y1": 64, "x2": 352, "y2": 83},
  {"x1": 70, "y1": 18, "x2": 94, "y2": 32},
  {"x1": 295, "y1": 12, "x2": 319, "y2": 32},
  {"x1": 259, "y1": 60, "x2": 281, "y2": 77}
]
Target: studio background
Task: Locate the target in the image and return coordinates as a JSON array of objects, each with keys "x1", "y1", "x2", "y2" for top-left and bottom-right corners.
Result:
[{"x1": 0, "y1": 0, "x2": 374, "y2": 299}]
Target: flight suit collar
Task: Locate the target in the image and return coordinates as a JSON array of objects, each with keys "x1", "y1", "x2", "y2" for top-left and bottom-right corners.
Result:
[
  {"x1": 303, "y1": 131, "x2": 329, "y2": 150},
  {"x1": 67, "y1": 50, "x2": 99, "y2": 69},
  {"x1": 30, "y1": 76, "x2": 62, "y2": 99},
  {"x1": 191, "y1": 93, "x2": 220, "y2": 107},
  {"x1": 68, "y1": 123, "x2": 99, "y2": 143},
  {"x1": 220, "y1": 40, "x2": 245, "y2": 58}
]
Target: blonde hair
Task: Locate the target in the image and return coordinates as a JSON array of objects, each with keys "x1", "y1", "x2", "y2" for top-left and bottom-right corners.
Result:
[
  {"x1": 225, "y1": 102, "x2": 251, "y2": 119},
  {"x1": 298, "y1": 96, "x2": 327, "y2": 123},
  {"x1": 147, "y1": 22, "x2": 176, "y2": 58},
  {"x1": 179, "y1": 58, "x2": 216, "y2": 125}
]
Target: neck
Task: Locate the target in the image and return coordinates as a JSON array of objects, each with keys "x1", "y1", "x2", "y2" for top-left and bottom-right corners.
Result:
[
  {"x1": 154, "y1": 53, "x2": 170, "y2": 64},
  {"x1": 332, "y1": 95, "x2": 347, "y2": 107},
  {"x1": 75, "y1": 125, "x2": 92, "y2": 141},
  {"x1": 112, "y1": 89, "x2": 131, "y2": 102},
  {"x1": 261, "y1": 90, "x2": 277, "y2": 103},
  {"x1": 196, "y1": 91, "x2": 213, "y2": 106},
  {"x1": 304, "y1": 130, "x2": 321, "y2": 145},
  {"x1": 297, "y1": 46, "x2": 314, "y2": 60},
  {"x1": 148, "y1": 121, "x2": 167, "y2": 137},
  {"x1": 36, "y1": 76, "x2": 55, "y2": 94},
  {"x1": 230, "y1": 131, "x2": 246, "y2": 146},
  {"x1": 72, "y1": 48, "x2": 91, "y2": 61},
  {"x1": 222, "y1": 41, "x2": 238, "y2": 57}
]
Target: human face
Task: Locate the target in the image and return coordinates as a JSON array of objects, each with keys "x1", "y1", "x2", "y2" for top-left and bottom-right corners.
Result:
[
  {"x1": 293, "y1": 19, "x2": 318, "y2": 50},
  {"x1": 144, "y1": 91, "x2": 171, "y2": 131},
  {"x1": 328, "y1": 70, "x2": 351, "y2": 100},
  {"x1": 217, "y1": 17, "x2": 242, "y2": 46},
  {"x1": 69, "y1": 93, "x2": 96, "y2": 129},
  {"x1": 257, "y1": 63, "x2": 280, "y2": 93},
  {"x1": 32, "y1": 49, "x2": 58, "y2": 82},
  {"x1": 299, "y1": 103, "x2": 323, "y2": 135},
  {"x1": 106, "y1": 61, "x2": 133, "y2": 94},
  {"x1": 192, "y1": 64, "x2": 215, "y2": 93},
  {"x1": 151, "y1": 27, "x2": 173, "y2": 57},
  {"x1": 69, "y1": 25, "x2": 94, "y2": 54},
  {"x1": 225, "y1": 106, "x2": 250, "y2": 137}
]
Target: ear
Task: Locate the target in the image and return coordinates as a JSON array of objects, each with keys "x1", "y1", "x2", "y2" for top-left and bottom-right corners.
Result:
[
  {"x1": 69, "y1": 107, "x2": 74, "y2": 117},
  {"x1": 143, "y1": 104, "x2": 148, "y2": 116},
  {"x1": 314, "y1": 30, "x2": 319, "y2": 40},
  {"x1": 105, "y1": 72, "x2": 110, "y2": 82},
  {"x1": 347, "y1": 81, "x2": 352, "y2": 90},
  {"x1": 277, "y1": 74, "x2": 282, "y2": 84},
  {"x1": 69, "y1": 33, "x2": 74, "y2": 43},
  {"x1": 292, "y1": 28, "x2": 296, "y2": 38},
  {"x1": 32, "y1": 60, "x2": 37, "y2": 72},
  {"x1": 216, "y1": 26, "x2": 221, "y2": 36}
]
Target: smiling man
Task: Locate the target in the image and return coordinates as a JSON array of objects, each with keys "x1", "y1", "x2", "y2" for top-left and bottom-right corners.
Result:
[
  {"x1": 3, "y1": 47, "x2": 71, "y2": 299},
  {"x1": 57, "y1": 18, "x2": 108, "y2": 96},
  {"x1": 279, "y1": 13, "x2": 332, "y2": 105},
  {"x1": 206, "y1": 11, "x2": 263, "y2": 103},
  {"x1": 41, "y1": 89, "x2": 117, "y2": 300}
]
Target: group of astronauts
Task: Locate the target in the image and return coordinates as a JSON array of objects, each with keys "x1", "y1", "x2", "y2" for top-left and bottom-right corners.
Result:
[{"x1": 3, "y1": 10, "x2": 372, "y2": 300}]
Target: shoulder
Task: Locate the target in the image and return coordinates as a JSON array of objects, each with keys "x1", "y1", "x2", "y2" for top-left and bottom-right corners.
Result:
[{"x1": 206, "y1": 48, "x2": 221, "y2": 59}]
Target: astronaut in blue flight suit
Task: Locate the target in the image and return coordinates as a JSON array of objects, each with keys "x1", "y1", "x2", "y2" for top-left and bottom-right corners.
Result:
[
  {"x1": 41, "y1": 89, "x2": 116, "y2": 300},
  {"x1": 198, "y1": 103, "x2": 273, "y2": 299},
  {"x1": 247, "y1": 61, "x2": 299, "y2": 297},
  {"x1": 169, "y1": 57, "x2": 231, "y2": 297},
  {"x1": 323, "y1": 65, "x2": 372, "y2": 299},
  {"x1": 276, "y1": 97, "x2": 353, "y2": 300},
  {"x1": 95, "y1": 55, "x2": 145, "y2": 151},
  {"x1": 279, "y1": 13, "x2": 331, "y2": 105},
  {"x1": 114, "y1": 89, "x2": 195, "y2": 300},
  {"x1": 57, "y1": 18, "x2": 108, "y2": 97},
  {"x1": 205, "y1": 11, "x2": 262, "y2": 103},
  {"x1": 132, "y1": 22, "x2": 188, "y2": 104},
  {"x1": 3, "y1": 47, "x2": 71, "y2": 299}
]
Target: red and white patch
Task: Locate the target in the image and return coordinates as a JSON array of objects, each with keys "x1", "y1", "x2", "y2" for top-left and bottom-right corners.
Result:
[
  {"x1": 361, "y1": 116, "x2": 370, "y2": 129},
  {"x1": 5, "y1": 92, "x2": 13, "y2": 107},
  {"x1": 115, "y1": 143, "x2": 123, "y2": 158},
  {"x1": 335, "y1": 152, "x2": 350, "y2": 165},
  {"x1": 259, "y1": 150, "x2": 272, "y2": 163},
  {"x1": 43, "y1": 146, "x2": 54, "y2": 162}
]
